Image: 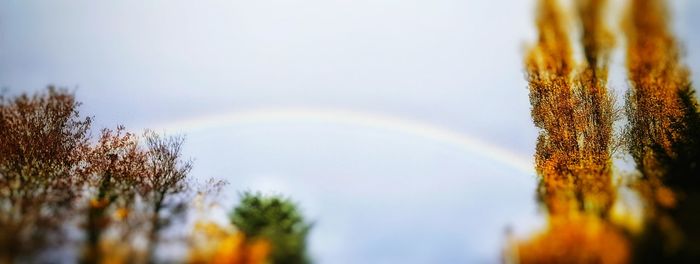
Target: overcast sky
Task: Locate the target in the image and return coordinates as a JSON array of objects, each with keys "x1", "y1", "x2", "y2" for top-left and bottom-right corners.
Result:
[{"x1": 1, "y1": 0, "x2": 699, "y2": 263}]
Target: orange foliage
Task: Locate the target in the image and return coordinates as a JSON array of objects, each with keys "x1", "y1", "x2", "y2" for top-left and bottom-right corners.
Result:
[
  {"x1": 623, "y1": 2, "x2": 700, "y2": 259},
  {"x1": 517, "y1": 0, "x2": 631, "y2": 262},
  {"x1": 527, "y1": 0, "x2": 579, "y2": 215},
  {"x1": 577, "y1": 0, "x2": 614, "y2": 69},
  {"x1": 527, "y1": 0, "x2": 616, "y2": 216},
  {"x1": 623, "y1": 0, "x2": 693, "y2": 180},
  {"x1": 516, "y1": 214, "x2": 630, "y2": 264},
  {"x1": 188, "y1": 221, "x2": 270, "y2": 264}
]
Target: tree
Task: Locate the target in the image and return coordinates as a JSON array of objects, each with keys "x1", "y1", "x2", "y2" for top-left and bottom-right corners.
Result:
[
  {"x1": 516, "y1": 0, "x2": 629, "y2": 262},
  {"x1": 0, "y1": 87, "x2": 92, "y2": 262},
  {"x1": 623, "y1": 0, "x2": 700, "y2": 261},
  {"x1": 140, "y1": 131, "x2": 193, "y2": 262},
  {"x1": 82, "y1": 127, "x2": 148, "y2": 264},
  {"x1": 526, "y1": 0, "x2": 617, "y2": 217},
  {"x1": 230, "y1": 192, "x2": 312, "y2": 264}
]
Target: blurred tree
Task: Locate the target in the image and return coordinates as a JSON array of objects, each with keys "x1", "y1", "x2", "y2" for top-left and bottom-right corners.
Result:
[
  {"x1": 525, "y1": 0, "x2": 618, "y2": 217},
  {"x1": 230, "y1": 192, "x2": 311, "y2": 264},
  {"x1": 572, "y1": 0, "x2": 618, "y2": 216},
  {"x1": 0, "y1": 87, "x2": 92, "y2": 262},
  {"x1": 515, "y1": 0, "x2": 630, "y2": 262},
  {"x1": 81, "y1": 127, "x2": 148, "y2": 264},
  {"x1": 140, "y1": 131, "x2": 193, "y2": 263},
  {"x1": 623, "y1": 0, "x2": 700, "y2": 261}
]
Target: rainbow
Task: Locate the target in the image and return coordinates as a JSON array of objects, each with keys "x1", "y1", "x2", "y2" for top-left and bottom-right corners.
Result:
[{"x1": 152, "y1": 107, "x2": 534, "y2": 174}]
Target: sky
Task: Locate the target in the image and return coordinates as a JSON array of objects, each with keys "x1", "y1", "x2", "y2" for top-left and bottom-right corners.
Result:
[{"x1": 1, "y1": 0, "x2": 699, "y2": 263}]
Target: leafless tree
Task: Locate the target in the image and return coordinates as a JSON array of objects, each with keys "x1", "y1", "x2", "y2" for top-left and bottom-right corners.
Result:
[{"x1": 140, "y1": 131, "x2": 193, "y2": 263}]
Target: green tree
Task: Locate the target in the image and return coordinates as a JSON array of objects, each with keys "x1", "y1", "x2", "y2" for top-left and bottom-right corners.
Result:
[{"x1": 230, "y1": 192, "x2": 312, "y2": 264}]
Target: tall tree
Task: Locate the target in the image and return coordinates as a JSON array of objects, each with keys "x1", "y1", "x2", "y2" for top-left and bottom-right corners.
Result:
[
  {"x1": 526, "y1": 0, "x2": 617, "y2": 217},
  {"x1": 515, "y1": 0, "x2": 629, "y2": 262},
  {"x1": 624, "y1": 0, "x2": 700, "y2": 261}
]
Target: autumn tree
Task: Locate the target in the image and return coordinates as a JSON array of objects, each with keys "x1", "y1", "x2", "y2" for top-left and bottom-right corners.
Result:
[
  {"x1": 515, "y1": 0, "x2": 629, "y2": 262},
  {"x1": 526, "y1": 0, "x2": 617, "y2": 217},
  {"x1": 0, "y1": 87, "x2": 92, "y2": 262},
  {"x1": 81, "y1": 127, "x2": 149, "y2": 264},
  {"x1": 623, "y1": 0, "x2": 700, "y2": 261},
  {"x1": 571, "y1": 0, "x2": 618, "y2": 215}
]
